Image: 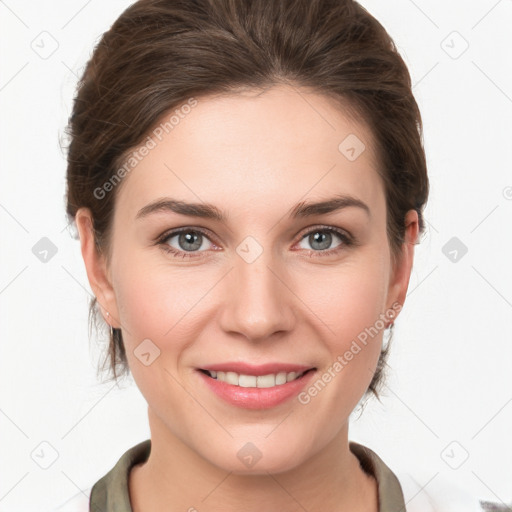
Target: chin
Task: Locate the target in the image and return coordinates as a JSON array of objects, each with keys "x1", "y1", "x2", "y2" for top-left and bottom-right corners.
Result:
[{"x1": 204, "y1": 437, "x2": 310, "y2": 476}]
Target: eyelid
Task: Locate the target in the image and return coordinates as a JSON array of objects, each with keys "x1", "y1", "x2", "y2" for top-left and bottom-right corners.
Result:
[{"x1": 296, "y1": 223, "x2": 353, "y2": 243}]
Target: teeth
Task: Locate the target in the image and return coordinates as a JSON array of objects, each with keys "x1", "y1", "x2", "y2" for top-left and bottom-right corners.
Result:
[
  {"x1": 205, "y1": 369, "x2": 307, "y2": 387},
  {"x1": 257, "y1": 374, "x2": 275, "y2": 388},
  {"x1": 275, "y1": 372, "x2": 287, "y2": 385},
  {"x1": 239, "y1": 374, "x2": 257, "y2": 387},
  {"x1": 225, "y1": 371, "x2": 238, "y2": 385}
]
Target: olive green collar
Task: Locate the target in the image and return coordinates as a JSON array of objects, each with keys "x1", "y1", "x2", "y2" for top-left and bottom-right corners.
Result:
[{"x1": 90, "y1": 439, "x2": 406, "y2": 511}]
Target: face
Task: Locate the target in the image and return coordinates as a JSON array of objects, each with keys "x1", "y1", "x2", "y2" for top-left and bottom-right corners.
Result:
[{"x1": 78, "y1": 84, "x2": 417, "y2": 474}]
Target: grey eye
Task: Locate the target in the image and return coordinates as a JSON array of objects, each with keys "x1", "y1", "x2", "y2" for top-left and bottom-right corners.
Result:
[
  {"x1": 298, "y1": 229, "x2": 344, "y2": 251},
  {"x1": 165, "y1": 230, "x2": 212, "y2": 252}
]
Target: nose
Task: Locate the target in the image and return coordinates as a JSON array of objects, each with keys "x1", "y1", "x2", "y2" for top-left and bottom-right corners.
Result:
[{"x1": 218, "y1": 248, "x2": 296, "y2": 342}]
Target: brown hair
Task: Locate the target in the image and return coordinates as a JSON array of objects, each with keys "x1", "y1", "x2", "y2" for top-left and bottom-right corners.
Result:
[{"x1": 65, "y1": 0, "x2": 429, "y2": 402}]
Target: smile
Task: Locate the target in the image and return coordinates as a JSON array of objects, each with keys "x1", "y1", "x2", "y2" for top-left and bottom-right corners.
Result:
[
  {"x1": 196, "y1": 364, "x2": 318, "y2": 409},
  {"x1": 199, "y1": 369, "x2": 314, "y2": 388}
]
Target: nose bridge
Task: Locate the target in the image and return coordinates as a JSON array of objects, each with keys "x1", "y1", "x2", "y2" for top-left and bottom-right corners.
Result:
[{"x1": 219, "y1": 238, "x2": 295, "y2": 340}]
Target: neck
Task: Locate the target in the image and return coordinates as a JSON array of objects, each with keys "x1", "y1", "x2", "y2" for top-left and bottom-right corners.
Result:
[{"x1": 129, "y1": 408, "x2": 378, "y2": 512}]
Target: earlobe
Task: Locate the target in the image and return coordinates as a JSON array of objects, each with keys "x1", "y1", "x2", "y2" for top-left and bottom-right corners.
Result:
[
  {"x1": 385, "y1": 209, "x2": 420, "y2": 322},
  {"x1": 75, "y1": 208, "x2": 120, "y2": 328}
]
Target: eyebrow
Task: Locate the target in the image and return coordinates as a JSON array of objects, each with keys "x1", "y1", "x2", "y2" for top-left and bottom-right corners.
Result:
[{"x1": 135, "y1": 194, "x2": 370, "y2": 222}]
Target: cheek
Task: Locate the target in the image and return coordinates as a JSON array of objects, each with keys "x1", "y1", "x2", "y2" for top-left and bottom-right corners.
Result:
[
  {"x1": 111, "y1": 262, "x2": 197, "y2": 400},
  {"x1": 301, "y1": 254, "x2": 389, "y2": 340},
  {"x1": 296, "y1": 264, "x2": 388, "y2": 413},
  {"x1": 112, "y1": 254, "x2": 211, "y2": 354},
  {"x1": 114, "y1": 269, "x2": 162, "y2": 342},
  {"x1": 296, "y1": 250, "x2": 390, "y2": 396}
]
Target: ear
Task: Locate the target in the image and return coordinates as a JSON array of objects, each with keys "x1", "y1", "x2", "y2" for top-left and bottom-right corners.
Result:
[
  {"x1": 385, "y1": 209, "x2": 420, "y2": 321},
  {"x1": 75, "y1": 207, "x2": 120, "y2": 328}
]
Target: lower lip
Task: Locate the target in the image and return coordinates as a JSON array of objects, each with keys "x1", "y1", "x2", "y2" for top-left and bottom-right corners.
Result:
[{"x1": 197, "y1": 370, "x2": 317, "y2": 410}]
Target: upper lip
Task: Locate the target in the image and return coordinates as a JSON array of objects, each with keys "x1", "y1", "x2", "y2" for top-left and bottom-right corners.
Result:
[{"x1": 198, "y1": 362, "x2": 316, "y2": 376}]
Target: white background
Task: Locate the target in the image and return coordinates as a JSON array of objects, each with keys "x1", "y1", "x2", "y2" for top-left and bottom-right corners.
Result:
[{"x1": 1, "y1": 0, "x2": 511, "y2": 510}]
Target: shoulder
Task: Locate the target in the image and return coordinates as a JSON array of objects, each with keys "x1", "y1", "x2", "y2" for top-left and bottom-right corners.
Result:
[
  {"x1": 394, "y1": 468, "x2": 486, "y2": 512},
  {"x1": 47, "y1": 487, "x2": 92, "y2": 512},
  {"x1": 349, "y1": 440, "x2": 487, "y2": 511},
  {"x1": 48, "y1": 439, "x2": 151, "y2": 512}
]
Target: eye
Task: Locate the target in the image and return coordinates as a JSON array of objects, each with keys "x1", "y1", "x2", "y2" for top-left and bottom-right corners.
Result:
[
  {"x1": 296, "y1": 226, "x2": 353, "y2": 256},
  {"x1": 158, "y1": 228, "x2": 216, "y2": 259}
]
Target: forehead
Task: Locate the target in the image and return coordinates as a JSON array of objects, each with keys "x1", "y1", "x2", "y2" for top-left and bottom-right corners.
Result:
[{"x1": 115, "y1": 85, "x2": 385, "y2": 220}]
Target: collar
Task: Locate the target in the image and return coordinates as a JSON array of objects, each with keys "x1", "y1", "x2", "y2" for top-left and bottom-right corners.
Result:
[{"x1": 90, "y1": 439, "x2": 406, "y2": 511}]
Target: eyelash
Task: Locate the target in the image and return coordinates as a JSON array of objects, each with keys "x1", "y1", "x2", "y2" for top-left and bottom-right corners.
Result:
[{"x1": 156, "y1": 225, "x2": 354, "y2": 260}]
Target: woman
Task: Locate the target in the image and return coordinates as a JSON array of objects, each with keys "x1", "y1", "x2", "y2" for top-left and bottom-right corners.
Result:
[{"x1": 57, "y1": 0, "x2": 477, "y2": 510}]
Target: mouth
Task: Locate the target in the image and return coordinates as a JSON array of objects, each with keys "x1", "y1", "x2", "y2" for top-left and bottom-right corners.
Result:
[
  {"x1": 197, "y1": 367, "x2": 317, "y2": 389},
  {"x1": 196, "y1": 363, "x2": 318, "y2": 409}
]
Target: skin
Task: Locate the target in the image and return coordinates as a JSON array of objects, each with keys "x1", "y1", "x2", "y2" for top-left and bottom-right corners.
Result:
[{"x1": 76, "y1": 84, "x2": 418, "y2": 511}]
